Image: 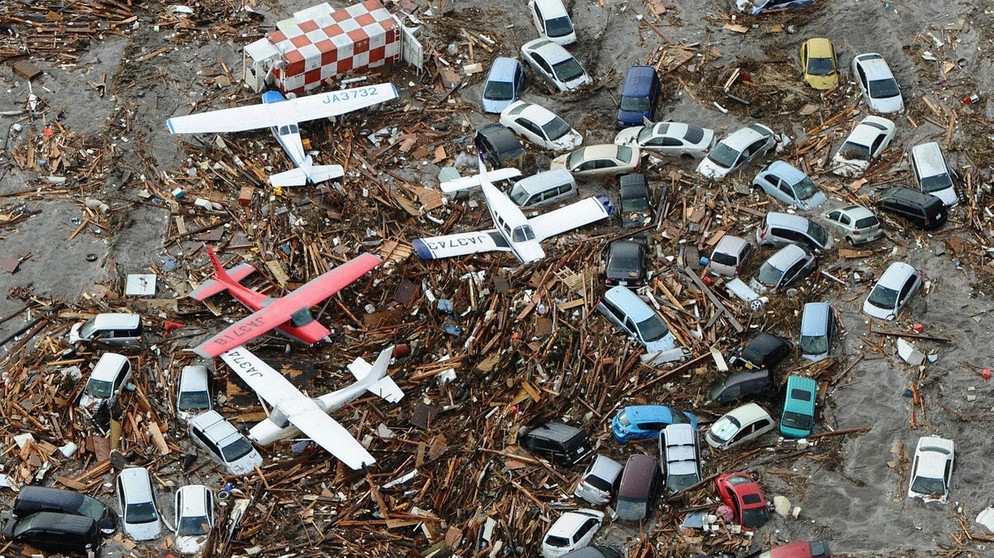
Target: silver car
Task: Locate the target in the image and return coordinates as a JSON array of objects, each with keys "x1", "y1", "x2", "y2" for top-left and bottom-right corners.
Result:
[
  {"x1": 749, "y1": 244, "x2": 817, "y2": 294},
  {"x1": 573, "y1": 455, "x2": 624, "y2": 505},
  {"x1": 752, "y1": 160, "x2": 826, "y2": 210},
  {"x1": 520, "y1": 38, "x2": 591, "y2": 92},
  {"x1": 819, "y1": 205, "x2": 882, "y2": 245}
]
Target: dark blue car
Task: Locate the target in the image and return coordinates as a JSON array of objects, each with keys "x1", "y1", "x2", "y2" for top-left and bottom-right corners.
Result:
[
  {"x1": 611, "y1": 404, "x2": 698, "y2": 443},
  {"x1": 617, "y1": 66, "x2": 660, "y2": 128}
]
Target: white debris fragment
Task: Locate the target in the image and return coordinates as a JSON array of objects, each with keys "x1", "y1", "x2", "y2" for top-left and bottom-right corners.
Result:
[
  {"x1": 773, "y1": 495, "x2": 792, "y2": 516},
  {"x1": 897, "y1": 337, "x2": 926, "y2": 366}
]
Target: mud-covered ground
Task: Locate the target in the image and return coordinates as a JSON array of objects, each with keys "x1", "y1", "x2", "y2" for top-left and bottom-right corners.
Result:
[{"x1": 4, "y1": 0, "x2": 994, "y2": 556}]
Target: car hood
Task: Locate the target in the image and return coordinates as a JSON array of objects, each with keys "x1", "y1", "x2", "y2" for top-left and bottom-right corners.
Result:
[
  {"x1": 613, "y1": 127, "x2": 641, "y2": 147},
  {"x1": 927, "y1": 185, "x2": 958, "y2": 207},
  {"x1": 618, "y1": 109, "x2": 650, "y2": 128},
  {"x1": 798, "y1": 191, "x2": 828, "y2": 210},
  {"x1": 482, "y1": 98, "x2": 515, "y2": 114},
  {"x1": 805, "y1": 73, "x2": 838, "y2": 91},
  {"x1": 831, "y1": 155, "x2": 870, "y2": 178},
  {"x1": 696, "y1": 157, "x2": 730, "y2": 179},
  {"x1": 645, "y1": 331, "x2": 677, "y2": 354},
  {"x1": 549, "y1": 153, "x2": 570, "y2": 170},
  {"x1": 175, "y1": 534, "x2": 209, "y2": 555},
  {"x1": 868, "y1": 94, "x2": 905, "y2": 114},
  {"x1": 549, "y1": 130, "x2": 583, "y2": 151}
]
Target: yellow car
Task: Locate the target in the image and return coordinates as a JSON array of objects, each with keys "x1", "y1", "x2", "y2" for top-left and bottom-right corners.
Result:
[{"x1": 799, "y1": 38, "x2": 838, "y2": 90}]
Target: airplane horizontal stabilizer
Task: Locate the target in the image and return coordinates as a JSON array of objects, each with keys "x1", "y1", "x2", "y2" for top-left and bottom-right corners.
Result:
[
  {"x1": 347, "y1": 346, "x2": 403, "y2": 403},
  {"x1": 189, "y1": 262, "x2": 257, "y2": 301},
  {"x1": 268, "y1": 168, "x2": 308, "y2": 187},
  {"x1": 306, "y1": 164, "x2": 345, "y2": 184},
  {"x1": 440, "y1": 167, "x2": 522, "y2": 194},
  {"x1": 369, "y1": 376, "x2": 404, "y2": 404}
]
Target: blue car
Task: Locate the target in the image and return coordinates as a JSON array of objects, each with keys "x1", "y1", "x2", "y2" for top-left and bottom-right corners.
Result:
[
  {"x1": 611, "y1": 405, "x2": 698, "y2": 443},
  {"x1": 617, "y1": 65, "x2": 660, "y2": 128},
  {"x1": 482, "y1": 57, "x2": 526, "y2": 114}
]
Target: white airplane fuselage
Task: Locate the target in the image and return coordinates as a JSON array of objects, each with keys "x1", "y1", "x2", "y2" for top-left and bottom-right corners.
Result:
[
  {"x1": 261, "y1": 91, "x2": 310, "y2": 170},
  {"x1": 479, "y1": 180, "x2": 545, "y2": 263}
]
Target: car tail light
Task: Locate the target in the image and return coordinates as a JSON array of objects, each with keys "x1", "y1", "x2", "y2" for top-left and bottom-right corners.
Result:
[
  {"x1": 853, "y1": 230, "x2": 861, "y2": 235},
  {"x1": 759, "y1": 227, "x2": 768, "y2": 239},
  {"x1": 734, "y1": 265, "x2": 740, "y2": 274},
  {"x1": 924, "y1": 216, "x2": 932, "y2": 225}
]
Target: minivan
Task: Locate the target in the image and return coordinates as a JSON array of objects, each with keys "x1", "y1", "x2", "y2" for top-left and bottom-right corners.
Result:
[
  {"x1": 799, "y1": 302, "x2": 834, "y2": 361},
  {"x1": 909, "y1": 141, "x2": 957, "y2": 206},
  {"x1": 68, "y1": 312, "x2": 143, "y2": 348},
  {"x1": 617, "y1": 66, "x2": 661, "y2": 128},
  {"x1": 756, "y1": 211, "x2": 834, "y2": 251},
  {"x1": 707, "y1": 369, "x2": 777, "y2": 406},
  {"x1": 615, "y1": 454, "x2": 661, "y2": 521},
  {"x1": 659, "y1": 423, "x2": 702, "y2": 492},
  {"x1": 709, "y1": 235, "x2": 752, "y2": 277},
  {"x1": 188, "y1": 410, "x2": 264, "y2": 476},
  {"x1": 79, "y1": 352, "x2": 132, "y2": 411},
  {"x1": 529, "y1": 0, "x2": 576, "y2": 46},
  {"x1": 780, "y1": 375, "x2": 818, "y2": 438},
  {"x1": 507, "y1": 169, "x2": 578, "y2": 208},
  {"x1": 876, "y1": 186, "x2": 946, "y2": 230},
  {"x1": 12, "y1": 486, "x2": 118, "y2": 535},
  {"x1": 475, "y1": 123, "x2": 525, "y2": 169},
  {"x1": 518, "y1": 421, "x2": 593, "y2": 465},
  {"x1": 176, "y1": 364, "x2": 213, "y2": 422},
  {"x1": 596, "y1": 286, "x2": 677, "y2": 354},
  {"x1": 3, "y1": 511, "x2": 102, "y2": 556}
]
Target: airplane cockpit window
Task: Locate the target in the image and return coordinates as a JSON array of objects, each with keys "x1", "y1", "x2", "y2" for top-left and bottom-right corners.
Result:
[
  {"x1": 279, "y1": 124, "x2": 299, "y2": 135},
  {"x1": 289, "y1": 124, "x2": 298, "y2": 134},
  {"x1": 289, "y1": 307, "x2": 315, "y2": 327},
  {"x1": 511, "y1": 225, "x2": 535, "y2": 242}
]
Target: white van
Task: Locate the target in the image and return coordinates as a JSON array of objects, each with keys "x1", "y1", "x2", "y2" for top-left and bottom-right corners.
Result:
[
  {"x1": 909, "y1": 141, "x2": 957, "y2": 207},
  {"x1": 79, "y1": 352, "x2": 132, "y2": 411},
  {"x1": 507, "y1": 169, "x2": 577, "y2": 208}
]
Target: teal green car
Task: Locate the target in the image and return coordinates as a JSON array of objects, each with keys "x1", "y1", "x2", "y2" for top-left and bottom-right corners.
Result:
[{"x1": 780, "y1": 376, "x2": 817, "y2": 438}]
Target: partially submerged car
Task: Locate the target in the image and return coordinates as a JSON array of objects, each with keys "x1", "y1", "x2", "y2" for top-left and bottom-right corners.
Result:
[
  {"x1": 173, "y1": 484, "x2": 215, "y2": 555},
  {"x1": 520, "y1": 38, "x2": 591, "y2": 92},
  {"x1": 611, "y1": 404, "x2": 698, "y2": 443},
  {"x1": 596, "y1": 286, "x2": 678, "y2": 357},
  {"x1": 799, "y1": 37, "x2": 838, "y2": 90},
  {"x1": 863, "y1": 261, "x2": 923, "y2": 320},
  {"x1": 500, "y1": 100, "x2": 581, "y2": 151},
  {"x1": 799, "y1": 302, "x2": 834, "y2": 362},
  {"x1": 80, "y1": 352, "x2": 132, "y2": 412},
  {"x1": 619, "y1": 173, "x2": 653, "y2": 229},
  {"x1": 909, "y1": 141, "x2": 958, "y2": 207},
  {"x1": 752, "y1": 160, "x2": 826, "y2": 210},
  {"x1": 756, "y1": 211, "x2": 834, "y2": 252},
  {"x1": 481, "y1": 57, "x2": 526, "y2": 114},
  {"x1": 518, "y1": 421, "x2": 593, "y2": 465},
  {"x1": 707, "y1": 369, "x2": 777, "y2": 406},
  {"x1": 697, "y1": 123, "x2": 777, "y2": 179},
  {"x1": 474, "y1": 123, "x2": 525, "y2": 169},
  {"x1": 852, "y1": 53, "x2": 904, "y2": 113},
  {"x1": 614, "y1": 121, "x2": 715, "y2": 158},
  {"x1": 714, "y1": 472, "x2": 770, "y2": 528},
  {"x1": 616, "y1": 65, "x2": 661, "y2": 128},
  {"x1": 819, "y1": 205, "x2": 883, "y2": 245},
  {"x1": 68, "y1": 312, "x2": 143, "y2": 348},
  {"x1": 749, "y1": 244, "x2": 818, "y2": 294},
  {"x1": 706, "y1": 402, "x2": 776, "y2": 450},
  {"x1": 660, "y1": 423, "x2": 703, "y2": 492},
  {"x1": 708, "y1": 235, "x2": 753, "y2": 277},
  {"x1": 602, "y1": 239, "x2": 649, "y2": 289},
  {"x1": 780, "y1": 375, "x2": 818, "y2": 438},
  {"x1": 529, "y1": 0, "x2": 576, "y2": 46},
  {"x1": 876, "y1": 186, "x2": 947, "y2": 230},
  {"x1": 831, "y1": 115, "x2": 896, "y2": 177},
  {"x1": 551, "y1": 144, "x2": 641, "y2": 177},
  {"x1": 541, "y1": 509, "x2": 604, "y2": 558},
  {"x1": 908, "y1": 435, "x2": 954, "y2": 504},
  {"x1": 574, "y1": 454, "x2": 624, "y2": 505},
  {"x1": 726, "y1": 331, "x2": 793, "y2": 371},
  {"x1": 737, "y1": 0, "x2": 816, "y2": 15}
]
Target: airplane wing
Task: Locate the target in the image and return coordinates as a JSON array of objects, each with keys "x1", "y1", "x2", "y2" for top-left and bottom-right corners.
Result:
[
  {"x1": 528, "y1": 195, "x2": 615, "y2": 242},
  {"x1": 219, "y1": 347, "x2": 376, "y2": 469},
  {"x1": 440, "y1": 168, "x2": 522, "y2": 194},
  {"x1": 167, "y1": 82, "x2": 399, "y2": 134},
  {"x1": 193, "y1": 253, "x2": 382, "y2": 357},
  {"x1": 412, "y1": 230, "x2": 511, "y2": 260}
]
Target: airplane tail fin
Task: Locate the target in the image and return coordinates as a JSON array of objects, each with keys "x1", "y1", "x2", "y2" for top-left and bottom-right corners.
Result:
[
  {"x1": 189, "y1": 246, "x2": 257, "y2": 301},
  {"x1": 347, "y1": 345, "x2": 404, "y2": 403},
  {"x1": 269, "y1": 155, "x2": 344, "y2": 187}
]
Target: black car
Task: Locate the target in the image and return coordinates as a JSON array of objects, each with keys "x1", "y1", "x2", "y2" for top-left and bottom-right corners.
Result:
[
  {"x1": 619, "y1": 173, "x2": 653, "y2": 229},
  {"x1": 474, "y1": 123, "x2": 525, "y2": 169},
  {"x1": 3, "y1": 511, "x2": 102, "y2": 556},
  {"x1": 602, "y1": 240, "x2": 648, "y2": 289},
  {"x1": 518, "y1": 421, "x2": 592, "y2": 465},
  {"x1": 12, "y1": 486, "x2": 118, "y2": 535},
  {"x1": 727, "y1": 332, "x2": 793, "y2": 371},
  {"x1": 876, "y1": 186, "x2": 946, "y2": 230},
  {"x1": 707, "y1": 369, "x2": 777, "y2": 405}
]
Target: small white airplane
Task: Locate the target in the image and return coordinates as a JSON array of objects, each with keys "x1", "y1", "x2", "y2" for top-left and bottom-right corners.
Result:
[
  {"x1": 413, "y1": 160, "x2": 615, "y2": 263},
  {"x1": 219, "y1": 345, "x2": 403, "y2": 470},
  {"x1": 166, "y1": 82, "x2": 398, "y2": 187}
]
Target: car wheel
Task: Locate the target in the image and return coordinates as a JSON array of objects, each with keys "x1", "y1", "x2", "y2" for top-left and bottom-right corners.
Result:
[{"x1": 847, "y1": 237, "x2": 856, "y2": 247}]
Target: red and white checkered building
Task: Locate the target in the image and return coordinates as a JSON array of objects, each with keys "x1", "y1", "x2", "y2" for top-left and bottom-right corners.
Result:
[{"x1": 245, "y1": 1, "x2": 401, "y2": 95}]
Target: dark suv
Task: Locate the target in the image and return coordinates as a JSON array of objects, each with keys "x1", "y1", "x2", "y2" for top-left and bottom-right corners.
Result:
[
  {"x1": 876, "y1": 186, "x2": 946, "y2": 230},
  {"x1": 3, "y1": 511, "x2": 102, "y2": 556},
  {"x1": 727, "y1": 332, "x2": 793, "y2": 371},
  {"x1": 619, "y1": 173, "x2": 653, "y2": 229},
  {"x1": 475, "y1": 123, "x2": 525, "y2": 169},
  {"x1": 518, "y1": 421, "x2": 592, "y2": 465},
  {"x1": 707, "y1": 369, "x2": 777, "y2": 405}
]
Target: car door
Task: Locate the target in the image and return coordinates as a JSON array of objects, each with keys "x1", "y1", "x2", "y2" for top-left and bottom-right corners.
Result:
[
  {"x1": 515, "y1": 117, "x2": 545, "y2": 145},
  {"x1": 855, "y1": 62, "x2": 868, "y2": 95},
  {"x1": 778, "y1": 180, "x2": 796, "y2": 204},
  {"x1": 531, "y1": 52, "x2": 552, "y2": 81},
  {"x1": 574, "y1": 518, "x2": 598, "y2": 547},
  {"x1": 622, "y1": 315, "x2": 639, "y2": 339},
  {"x1": 897, "y1": 275, "x2": 916, "y2": 308},
  {"x1": 799, "y1": 42, "x2": 808, "y2": 69}
]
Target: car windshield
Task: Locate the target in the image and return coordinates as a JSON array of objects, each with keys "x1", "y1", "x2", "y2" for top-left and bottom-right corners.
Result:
[
  {"x1": 483, "y1": 80, "x2": 513, "y2": 101},
  {"x1": 741, "y1": 506, "x2": 769, "y2": 527},
  {"x1": 636, "y1": 315, "x2": 670, "y2": 342},
  {"x1": 622, "y1": 195, "x2": 651, "y2": 211},
  {"x1": 799, "y1": 334, "x2": 829, "y2": 355},
  {"x1": 911, "y1": 475, "x2": 946, "y2": 496},
  {"x1": 508, "y1": 185, "x2": 530, "y2": 205},
  {"x1": 616, "y1": 497, "x2": 647, "y2": 519},
  {"x1": 806, "y1": 57, "x2": 835, "y2": 76},
  {"x1": 669, "y1": 473, "x2": 699, "y2": 491},
  {"x1": 179, "y1": 391, "x2": 211, "y2": 411},
  {"x1": 221, "y1": 438, "x2": 255, "y2": 463},
  {"x1": 638, "y1": 126, "x2": 661, "y2": 143},
  {"x1": 867, "y1": 284, "x2": 899, "y2": 309},
  {"x1": 838, "y1": 140, "x2": 870, "y2": 159},
  {"x1": 541, "y1": 116, "x2": 573, "y2": 141},
  {"x1": 544, "y1": 535, "x2": 570, "y2": 548},
  {"x1": 545, "y1": 16, "x2": 573, "y2": 38},
  {"x1": 85, "y1": 378, "x2": 114, "y2": 398},
  {"x1": 793, "y1": 176, "x2": 820, "y2": 200},
  {"x1": 551, "y1": 57, "x2": 585, "y2": 83},
  {"x1": 709, "y1": 416, "x2": 741, "y2": 442},
  {"x1": 920, "y1": 174, "x2": 952, "y2": 194},
  {"x1": 706, "y1": 142, "x2": 742, "y2": 169},
  {"x1": 781, "y1": 411, "x2": 814, "y2": 430},
  {"x1": 755, "y1": 261, "x2": 786, "y2": 287},
  {"x1": 868, "y1": 77, "x2": 901, "y2": 99},
  {"x1": 178, "y1": 514, "x2": 211, "y2": 536},
  {"x1": 620, "y1": 95, "x2": 651, "y2": 112},
  {"x1": 807, "y1": 221, "x2": 830, "y2": 246},
  {"x1": 78, "y1": 497, "x2": 106, "y2": 521},
  {"x1": 127, "y1": 501, "x2": 159, "y2": 524},
  {"x1": 566, "y1": 149, "x2": 588, "y2": 168},
  {"x1": 78, "y1": 318, "x2": 99, "y2": 339}
]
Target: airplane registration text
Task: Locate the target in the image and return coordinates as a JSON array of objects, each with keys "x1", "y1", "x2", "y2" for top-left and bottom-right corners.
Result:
[
  {"x1": 425, "y1": 235, "x2": 490, "y2": 250},
  {"x1": 322, "y1": 86, "x2": 378, "y2": 104}
]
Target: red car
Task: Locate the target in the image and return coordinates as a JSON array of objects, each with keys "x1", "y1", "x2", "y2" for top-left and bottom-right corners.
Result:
[
  {"x1": 714, "y1": 472, "x2": 769, "y2": 528},
  {"x1": 757, "y1": 541, "x2": 833, "y2": 558}
]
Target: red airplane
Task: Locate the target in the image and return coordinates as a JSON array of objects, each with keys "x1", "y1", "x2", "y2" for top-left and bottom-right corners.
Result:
[{"x1": 190, "y1": 246, "x2": 381, "y2": 358}]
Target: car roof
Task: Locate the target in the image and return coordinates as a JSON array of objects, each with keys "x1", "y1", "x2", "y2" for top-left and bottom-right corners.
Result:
[
  {"x1": 847, "y1": 116, "x2": 895, "y2": 144},
  {"x1": 785, "y1": 375, "x2": 818, "y2": 395},
  {"x1": 726, "y1": 402, "x2": 772, "y2": 423},
  {"x1": 622, "y1": 65, "x2": 657, "y2": 91},
  {"x1": 714, "y1": 234, "x2": 750, "y2": 253},
  {"x1": 764, "y1": 160, "x2": 807, "y2": 184},
  {"x1": 92, "y1": 312, "x2": 141, "y2": 329},
  {"x1": 608, "y1": 239, "x2": 644, "y2": 259},
  {"x1": 909, "y1": 141, "x2": 946, "y2": 172},
  {"x1": 579, "y1": 143, "x2": 628, "y2": 161},
  {"x1": 618, "y1": 454, "x2": 658, "y2": 497},
  {"x1": 191, "y1": 410, "x2": 241, "y2": 443},
  {"x1": 767, "y1": 243, "x2": 809, "y2": 268},
  {"x1": 533, "y1": 0, "x2": 569, "y2": 18},
  {"x1": 179, "y1": 365, "x2": 210, "y2": 392},
  {"x1": 523, "y1": 421, "x2": 583, "y2": 441},
  {"x1": 512, "y1": 169, "x2": 575, "y2": 195},
  {"x1": 487, "y1": 57, "x2": 522, "y2": 81},
  {"x1": 800, "y1": 302, "x2": 832, "y2": 336},
  {"x1": 549, "y1": 510, "x2": 603, "y2": 534},
  {"x1": 91, "y1": 352, "x2": 129, "y2": 380},
  {"x1": 119, "y1": 467, "x2": 154, "y2": 501},
  {"x1": 722, "y1": 124, "x2": 773, "y2": 150},
  {"x1": 877, "y1": 261, "x2": 918, "y2": 289},
  {"x1": 765, "y1": 211, "x2": 812, "y2": 230},
  {"x1": 603, "y1": 286, "x2": 655, "y2": 321},
  {"x1": 177, "y1": 485, "x2": 211, "y2": 516},
  {"x1": 587, "y1": 454, "x2": 624, "y2": 477},
  {"x1": 835, "y1": 204, "x2": 875, "y2": 220},
  {"x1": 881, "y1": 186, "x2": 941, "y2": 206},
  {"x1": 622, "y1": 404, "x2": 675, "y2": 422},
  {"x1": 804, "y1": 37, "x2": 834, "y2": 57},
  {"x1": 744, "y1": 331, "x2": 790, "y2": 355},
  {"x1": 664, "y1": 422, "x2": 696, "y2": 444},
  {"x1": 854, "y1": 52, "x2": 895, "y2": 79},
  {"x1": 522, "y1": 38, "x2": 571, "y2": 62},
  {"x1": 502, "y1": 100, "x2": 556, "y2": 123}
]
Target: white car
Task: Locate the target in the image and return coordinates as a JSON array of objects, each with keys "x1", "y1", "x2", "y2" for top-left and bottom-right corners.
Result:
[
  {"x1": 614, "y1": 122, "x2": 715, "y2": 158},
  {"x1": 188, "y1": 410, "x2": 264, "y2": 476},
  {"x1": 176, "y1": 364, "x2": 213, "y2": 422},
  {"x1": 117, "y1": 467, "x2": 161, "y2": 541},
  {"x1": 520, "y1": 38, "x2": 592, "y2": 92},
  {"x1": 697, "y1": 123, "x2": 777, "y2": 179},
  {"x1": 852, "y1": 53, "x2": 904, "y2": 114},
  {"x1": 863, "y1": 261, "x2": 923, "y2": 320},
  {"x1": 574, "y1": 454, "x2": 624, "y2": 505},
  {"x1": 529, "y1": 0, "x2": 576, "y2": 45},
  {"x1": 174, "y1": 484, "x2": 215, "y2": 555},
  {"x1": 79, "y1": 352, "x2": 132, "y2": 411},
  {"x1": 831, "y1": 116, "x2": 896, "y2": 177},
  {"x1": 499, "y1": 100, "x2": 581, "y2": 151},
  {"x1": 908, "y1": 435, "x2": 954, "y2": 504},
  {"x1": 551, "y1": 144, "x2": 641, "y2": 177},
  {"x1": 541, "y1": 509, "x2": 604, "y2": 558},
  {"x1": 706, "y1": 402, "x2": 776, "y2": 450}
]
